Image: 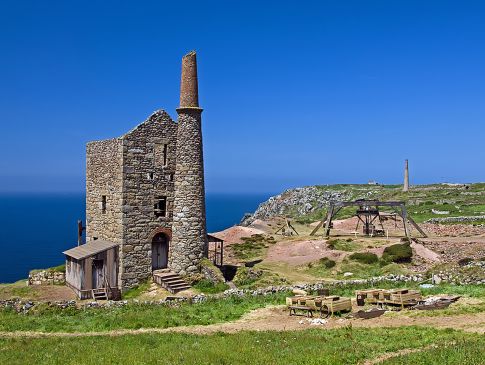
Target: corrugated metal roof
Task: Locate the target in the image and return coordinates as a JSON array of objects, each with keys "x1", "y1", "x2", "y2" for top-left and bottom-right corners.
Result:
[{"x1": 63, "y1": 240, "x2": 120, "y2": 260}]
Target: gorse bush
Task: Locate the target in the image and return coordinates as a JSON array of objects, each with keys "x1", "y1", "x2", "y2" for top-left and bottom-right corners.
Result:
[
  {"x1": 319, "y1": 257, "x2": 336, "y2": 268},
  {"x1": 382, "y1": 243, "x2": 413, "y2": 263},
  {"x1": 349, "y1": 252, "x2": 379, "y2": 264}
]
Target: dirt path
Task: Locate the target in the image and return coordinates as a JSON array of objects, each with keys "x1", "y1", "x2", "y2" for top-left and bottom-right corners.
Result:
[
  {"x1": 361, "y1": 342, "x2": 456, "y2": 365},
  {"x1": 1, "y1": 306, "x2": 484, "y2": 339},
  {"x1": 411, "y1": 241, "x2": 441, "y2": 262}
]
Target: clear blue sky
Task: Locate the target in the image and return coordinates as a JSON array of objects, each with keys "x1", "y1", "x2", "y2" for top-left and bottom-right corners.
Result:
[{"x1": 1, "y1": 1, "x2": 484, "y2": 194}]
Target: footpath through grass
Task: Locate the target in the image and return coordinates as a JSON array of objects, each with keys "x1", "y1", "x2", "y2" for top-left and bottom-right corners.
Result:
[{"x1": 0, "y1": 327, "x2": 482, "y2": 364}]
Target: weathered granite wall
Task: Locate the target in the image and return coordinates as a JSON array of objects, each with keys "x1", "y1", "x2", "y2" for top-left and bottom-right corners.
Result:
[
  {"x1": 171, "y1": 108, "x2": 208, "y2": 275},
  {"x1": 86, "y1": 138, "x2": 124, "y2": 243},
  {"x1": 120, "y1": 110, "x2": 177, "y2": 289}
]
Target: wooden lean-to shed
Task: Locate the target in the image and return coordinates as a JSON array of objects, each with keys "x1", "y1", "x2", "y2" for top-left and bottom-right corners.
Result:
[{"x1": 63, "y1": 240, "x2": 120, "y2": 300}]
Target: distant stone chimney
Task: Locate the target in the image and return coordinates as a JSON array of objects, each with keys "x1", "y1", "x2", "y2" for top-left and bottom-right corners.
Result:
[
  {"x1": 170, "y1": 51, "x2": 208, "y2": 275},
  {"x1": 403, "y1": 159, "x2": 409, "y2": 192}
]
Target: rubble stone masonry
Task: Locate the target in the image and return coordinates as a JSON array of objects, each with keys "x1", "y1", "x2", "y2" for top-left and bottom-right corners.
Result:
[
  {"x1": 171, "y1": 108, "x2": 208, "y2": 275},
  {"x1": 85, "y1": 51, "x2": 207, "y2": 290}
]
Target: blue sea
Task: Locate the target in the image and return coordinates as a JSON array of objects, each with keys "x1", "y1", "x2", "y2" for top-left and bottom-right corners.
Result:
[{"x1": 0, "y1": 193, "x2": 269, "y2": 283}]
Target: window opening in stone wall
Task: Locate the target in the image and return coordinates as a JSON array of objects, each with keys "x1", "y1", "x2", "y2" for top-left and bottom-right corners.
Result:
[
  {"x1": 101, "y1": 195, "x2": 107, "y2": 214},
  {"x1": 148, "y1": 172, "x2": 154, "y2": 180},
  {"x1": 154, "y1": 196, "x2": 167, "y2": 217},
  {"x1": 162, "y1": 144, "x2": 168, "y2": 166}
]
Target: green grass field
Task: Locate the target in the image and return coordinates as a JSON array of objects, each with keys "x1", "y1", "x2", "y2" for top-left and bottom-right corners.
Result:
[{"x1": 0, "y1": 327, "x2": 482, "y2": 365}]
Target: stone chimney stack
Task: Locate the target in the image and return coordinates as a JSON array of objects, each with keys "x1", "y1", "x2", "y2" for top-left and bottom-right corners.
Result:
[
  {"x1": 179, "y1": 51, "x2": 199, "y2": 108},
  {"x1": 170, "y1": 51, "x2": 208, "y2": 275},
  {"x1": 403, "y1": 159, "x2": 409, "y2": 192}
]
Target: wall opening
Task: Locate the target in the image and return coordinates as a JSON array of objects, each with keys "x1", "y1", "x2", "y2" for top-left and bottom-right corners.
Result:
[
  {"x1": 101, "y1": 195, "x2": 107, "y2": 214},
  {"x1": 162, "y1": 144, "x2": 168, "y2": 166},
  {"x1": 154, "y1": 196, "x2": 167, "y2": 217}
]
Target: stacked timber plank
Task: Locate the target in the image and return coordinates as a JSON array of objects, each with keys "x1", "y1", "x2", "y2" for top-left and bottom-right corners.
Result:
[
  {"x1": 356, "y1": 288, "x2": 422, "y2": 307},
  {"x1": 286, "y1": 295, "x2": 352, "y2": 316}
]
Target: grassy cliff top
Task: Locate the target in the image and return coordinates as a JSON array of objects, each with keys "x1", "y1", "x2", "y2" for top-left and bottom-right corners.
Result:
[{"x1": 249, "y1": 183, "x2": 485, "y2": 224}]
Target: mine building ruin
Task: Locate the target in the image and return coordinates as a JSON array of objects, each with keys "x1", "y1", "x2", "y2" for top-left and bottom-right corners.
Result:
[{"x1": 63, "y1": 51, "x2": 219, "y2": 299}]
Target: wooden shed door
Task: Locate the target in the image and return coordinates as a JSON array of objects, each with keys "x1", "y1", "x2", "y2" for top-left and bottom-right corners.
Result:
[
  {"x1": 92, "y1": 259, "x2": 105, "y2": 289},
  {"x1": 152, "y1": 233, "x2": 169, "y2": 270}
]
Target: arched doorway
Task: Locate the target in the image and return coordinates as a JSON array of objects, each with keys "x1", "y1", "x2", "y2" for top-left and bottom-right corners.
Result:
[{"x1": 152, "y1": 233, "x2": 169, "y2": 270}]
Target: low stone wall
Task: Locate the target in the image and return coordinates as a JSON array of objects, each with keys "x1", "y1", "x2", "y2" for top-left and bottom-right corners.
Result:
[
  {"x1": 425, "y1": 215, "x2": 485, "y2": 224},
  {"x1": 5, "y1": 272, "x2": 483, "y2": 314},
  {"x1": 28, "y1": 270, "x2": 65, "y2": 286}
]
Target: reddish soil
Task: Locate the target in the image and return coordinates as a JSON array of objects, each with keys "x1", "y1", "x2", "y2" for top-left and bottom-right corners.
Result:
[
  {"x1": 210, "y1": 226, "x2": 266, "y2": 244},
  {"x1": 264, "y1": 239, "x2": 346, "y2": 266}
]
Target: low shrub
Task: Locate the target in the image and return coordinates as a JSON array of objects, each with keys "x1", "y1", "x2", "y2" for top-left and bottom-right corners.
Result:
[
  {"x1": 349, "y1": 252, "x2": 378, "y2": 264},
  {"x1": 458, "y1": 257, "x2": 473, "y2": 267},
  {"x1": 192, "y1": 279, "x2": 229, "y2": 294},
  {"x1": 382, "y1": 243, "x2": 413, "y2": 263},
  {"x1": 327, "y1": 239, "x2": 360, "y2": 251},
  {"x1": 233, "y1": 267, "x2": 263, "y2": 287},
  {"x1": 319, "y1": 257, "x2": 336, "y2": 268}
]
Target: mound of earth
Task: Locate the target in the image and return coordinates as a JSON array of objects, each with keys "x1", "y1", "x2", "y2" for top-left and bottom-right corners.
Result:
[{"x1": 210, "y1": 225, "x2": 266, "y2": 244}]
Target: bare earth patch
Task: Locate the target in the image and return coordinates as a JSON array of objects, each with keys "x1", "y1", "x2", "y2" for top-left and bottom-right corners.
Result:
[{"x1": 264, "y1": 239, "x2": 346, "y2": 266}]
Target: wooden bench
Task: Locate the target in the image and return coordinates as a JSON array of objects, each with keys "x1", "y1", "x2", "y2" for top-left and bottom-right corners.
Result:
[{"x1": 288, "y1": 305, "x2": 314, "y2": 317}]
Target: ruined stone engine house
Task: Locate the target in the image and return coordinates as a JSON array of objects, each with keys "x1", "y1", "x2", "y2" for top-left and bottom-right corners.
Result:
[{"x1": 63, "y1": 51, "x2": 209, "y2": 298}]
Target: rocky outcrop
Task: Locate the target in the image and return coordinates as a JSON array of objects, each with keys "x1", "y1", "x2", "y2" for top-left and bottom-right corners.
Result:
[{"x1": 241, "y1": 186, "x2": 356, "y2": 226}]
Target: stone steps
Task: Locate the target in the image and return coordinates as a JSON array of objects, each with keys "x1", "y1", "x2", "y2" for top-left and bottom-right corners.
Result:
[{"x1": 153, "y1": 270, "x2": 191, "y2": 293}]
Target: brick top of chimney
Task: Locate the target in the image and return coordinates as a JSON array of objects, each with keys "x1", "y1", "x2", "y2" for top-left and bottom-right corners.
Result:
[{"x1": 179, "y1": 51, "x2": 199, "y2": 108}]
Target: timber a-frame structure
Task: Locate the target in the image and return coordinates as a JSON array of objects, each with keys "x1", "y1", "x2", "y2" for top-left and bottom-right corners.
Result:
[{"x1": 310, "y1": 200, "x2": 427, "y2": 240}]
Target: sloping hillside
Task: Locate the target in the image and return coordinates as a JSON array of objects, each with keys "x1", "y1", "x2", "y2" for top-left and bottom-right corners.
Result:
[{"x1": 241, "y1": 183, "x2": 485, "y2": 225}]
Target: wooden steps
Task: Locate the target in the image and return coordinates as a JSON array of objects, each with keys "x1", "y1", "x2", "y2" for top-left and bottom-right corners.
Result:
[
  {"x1": 153, "y1": 270, "x2": 191, "y2": 293},
  {"x1": 91, "y1": 288, "x2": 108, "y2": 301}
]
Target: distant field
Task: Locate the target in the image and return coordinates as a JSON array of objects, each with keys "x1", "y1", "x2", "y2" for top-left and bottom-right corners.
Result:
[{"x1": 0, "y1": 327, "x2": 483, "y2": 365}]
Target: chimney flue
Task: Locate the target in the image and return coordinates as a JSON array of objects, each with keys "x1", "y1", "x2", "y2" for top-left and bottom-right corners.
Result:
[
  {"x1": 179, "y1": 51, "x2": 199, "y2": 108},
  {"x1": 403, "y1": 159, "x2": 409, "y2": 192}
]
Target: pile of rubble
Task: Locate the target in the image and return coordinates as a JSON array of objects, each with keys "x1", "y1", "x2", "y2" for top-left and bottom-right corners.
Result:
[
  {"x1": 420, "y1": 240, "x2": 485, "y2": 263},
  {"x1": 421, "y1": 223, "x2": 485, "y2": 237}
]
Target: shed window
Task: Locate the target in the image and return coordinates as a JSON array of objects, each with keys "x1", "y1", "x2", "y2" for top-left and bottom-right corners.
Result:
[
  {"x1": 154, "y1": 196, "x2": 167, "y2": 217},
  {"x1": 101, "y1": 196, "x2": 107, "y2": 214}
]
